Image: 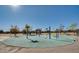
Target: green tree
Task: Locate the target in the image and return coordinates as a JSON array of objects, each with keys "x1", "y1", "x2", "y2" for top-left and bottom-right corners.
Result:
[
  {"x1": 25, "y1": 24, "x2": 31, "y2": 39},
  {"x1": 68, "y1": 23, "x2": 77, "y2": 35},
  {"x1": 10, "y1": 25, "x2": 19, "y2": 37},
  {"x1": 59, "y1": 24, "x2": 64, "y2": 31},
  {"x1": 68, "y1": 23, "x2": 77, "y2": 30},
  {"x1": 59, "y1": 24, "x2": 65, "y2": 35},
  {"x1": 0, "y1": 30, "x2": 4, "y2": 33},
  {"x1": 22, "y1": 29, "x2": 26, "y2": 34}
]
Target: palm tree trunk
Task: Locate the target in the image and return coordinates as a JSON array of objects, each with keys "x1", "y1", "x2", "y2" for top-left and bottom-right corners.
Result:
[
  {"x1": 26, "y1": 32, "x2": 28, "y2": 39},
  {"x1": 26, "y1": 28, "x2": 28, "y2": 39}
]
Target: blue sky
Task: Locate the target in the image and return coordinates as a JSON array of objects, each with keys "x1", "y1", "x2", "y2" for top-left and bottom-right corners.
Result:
[{"x1": 0, "y1": 5, "x2": 79, "y2": 31}]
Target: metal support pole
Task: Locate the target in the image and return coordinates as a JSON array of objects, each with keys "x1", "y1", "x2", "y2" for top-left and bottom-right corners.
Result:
[{"x1": 49, "y1": 26, "x2": 51, "y2": 39}]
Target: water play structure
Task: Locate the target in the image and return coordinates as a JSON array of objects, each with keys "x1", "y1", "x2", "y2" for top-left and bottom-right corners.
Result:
[{"x1": 1, "y1": 34, "x2": 75, "y2": 48}]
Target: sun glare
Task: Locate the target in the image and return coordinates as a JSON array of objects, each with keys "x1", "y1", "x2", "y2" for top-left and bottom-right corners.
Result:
[
  {"x1": 11, "y1": 5, "x2": 19, "y2": 7},
  {"x1": 10, "y1": 5, "x2": 20, "y2": 11}
]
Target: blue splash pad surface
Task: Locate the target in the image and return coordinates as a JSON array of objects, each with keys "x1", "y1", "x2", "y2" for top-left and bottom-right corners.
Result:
[{"x1": 1, "y1": 35, "x2": 76, "y2": 48}]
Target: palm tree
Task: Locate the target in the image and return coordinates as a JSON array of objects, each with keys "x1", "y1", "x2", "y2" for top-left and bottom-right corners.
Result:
[{"x1": 25, "y1": 24, "x2": 30, "y2": 39}]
